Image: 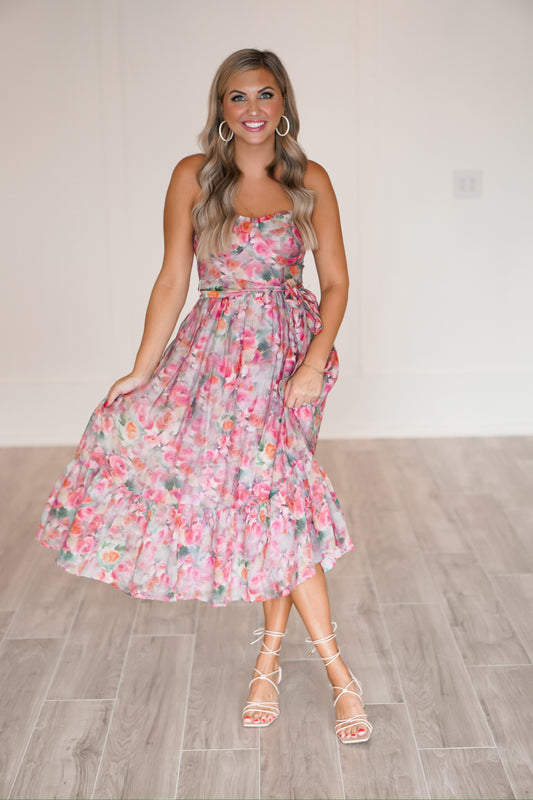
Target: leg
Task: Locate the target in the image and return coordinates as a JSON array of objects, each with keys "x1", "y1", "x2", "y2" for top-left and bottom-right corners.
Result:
[
  {"x1": 290, "y1": 563, "x2": 370, "y2": 741},
  {"x1": 243, "y1": 594, "x2": 293, "y2": 725}
]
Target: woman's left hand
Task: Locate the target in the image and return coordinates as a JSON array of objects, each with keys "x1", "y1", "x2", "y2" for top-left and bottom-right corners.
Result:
[{"x1": 283, "y1": 363, "x2": 324, "y2": 409}]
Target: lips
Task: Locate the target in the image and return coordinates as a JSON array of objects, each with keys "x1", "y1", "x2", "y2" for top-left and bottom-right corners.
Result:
[{"x1": 242, "y1": 120, "x2": 267, "y2": 131}]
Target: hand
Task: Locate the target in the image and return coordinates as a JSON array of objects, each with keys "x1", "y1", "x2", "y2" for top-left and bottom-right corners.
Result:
[
  {"x1": 104, "y1": 372, "x2": 149, "y2": 406},
  {"x1": 283, "y1": 363, "x2": 324, "y2": 409}
]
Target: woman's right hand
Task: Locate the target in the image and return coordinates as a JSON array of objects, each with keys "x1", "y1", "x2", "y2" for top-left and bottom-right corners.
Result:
[{"x1": 104, "y1": 372, "x2": 149, "y2": 407}]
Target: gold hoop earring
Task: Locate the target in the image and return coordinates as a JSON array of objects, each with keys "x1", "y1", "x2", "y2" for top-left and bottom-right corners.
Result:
[
  {"x1": 218, "y1": 120, "x2": 234, "y2": 142},
  {"x1": 275, "y1": 115, "x2": 290, "y2": 137}
]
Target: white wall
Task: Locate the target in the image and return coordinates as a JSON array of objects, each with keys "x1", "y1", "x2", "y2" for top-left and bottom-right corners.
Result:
[
  {"x1": 343, "y1": 0, "x2": 533, "y2": 437},
  {"x1": 0, "y1": 0, "x2": 532, "y2": 445}
]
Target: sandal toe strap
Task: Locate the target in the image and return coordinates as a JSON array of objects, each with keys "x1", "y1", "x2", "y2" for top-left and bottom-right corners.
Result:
[
  {"x1": 335, "y1": 715, "x2": 373, "y2": 735},
  {"x1": 242, "y1": 700, "x2": 280, "y2": 717}
]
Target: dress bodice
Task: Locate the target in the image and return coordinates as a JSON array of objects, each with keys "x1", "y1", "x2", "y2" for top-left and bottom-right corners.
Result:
[{"x1": 195, "y1": 210, "x2": 306, "y2": 292}]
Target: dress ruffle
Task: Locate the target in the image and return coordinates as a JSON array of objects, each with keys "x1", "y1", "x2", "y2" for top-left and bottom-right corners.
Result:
[{"x1": 37, "y1": 447, "x2": 352, "y2": 605}]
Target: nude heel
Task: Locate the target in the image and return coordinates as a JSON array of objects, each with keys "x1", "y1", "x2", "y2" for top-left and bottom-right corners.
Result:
[
  {"x1": 242, "y1": 627, "x2": 286, "y2": 728},
  {"x1": 305, "y1": 621, "x2": 373, "y2": 744}
]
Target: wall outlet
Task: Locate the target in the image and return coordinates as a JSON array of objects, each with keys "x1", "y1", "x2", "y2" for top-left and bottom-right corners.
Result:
[{"x1": 453, "y1": 169, "x2": 483, "y2": 198}]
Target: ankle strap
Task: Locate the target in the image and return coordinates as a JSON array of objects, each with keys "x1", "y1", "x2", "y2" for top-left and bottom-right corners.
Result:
[
  {"x1": 305, "y1": 621, "x2": 340, "y2": 666},
  {"x1": 250, "y1": 627, "x2": 287, "y2": 656}
]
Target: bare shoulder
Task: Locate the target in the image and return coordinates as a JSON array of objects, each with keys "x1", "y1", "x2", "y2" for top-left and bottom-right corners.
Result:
[
  {"x1": 169, "y1": 153, "x2": 204, "y2": 187},
  {"x1": 303, "y1": 160, "x2": 334, "y2": 193},
  {"x1": 303, "y1": 159, "x2": 340, "y2": 220},
  {"x1": 166, "y1": 153, "x2": 205, "y2": 209}
]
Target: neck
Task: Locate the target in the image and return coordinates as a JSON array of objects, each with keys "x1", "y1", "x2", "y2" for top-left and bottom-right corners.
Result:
[{"x1": 234, "y1": 137, "x2": 276, "y2": 178}]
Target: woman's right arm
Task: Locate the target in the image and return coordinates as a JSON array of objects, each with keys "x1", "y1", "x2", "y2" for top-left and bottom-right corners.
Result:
[{"x1": 105, "y1": 154, "x2": 202, "y2": 405}]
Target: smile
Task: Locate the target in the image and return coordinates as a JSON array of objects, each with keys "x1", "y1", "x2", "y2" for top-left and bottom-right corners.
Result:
[{"x1": 242, "y1": 120, "x2": 267, "y2": 131}]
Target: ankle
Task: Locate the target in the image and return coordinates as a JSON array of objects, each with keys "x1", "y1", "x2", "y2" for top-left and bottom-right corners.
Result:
[{"x1": 325, "y1": 657, "x2": 352, "y2": 686}]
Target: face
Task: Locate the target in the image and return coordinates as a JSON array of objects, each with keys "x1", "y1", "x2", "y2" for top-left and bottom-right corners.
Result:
[{"x1": 220, "y1": 67, "x2": 285, "y2": 144}]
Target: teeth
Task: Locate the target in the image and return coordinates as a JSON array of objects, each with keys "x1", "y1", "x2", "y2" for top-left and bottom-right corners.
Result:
[{"x1": 244, "y1": 121, "x2": 265, "y2": 128}]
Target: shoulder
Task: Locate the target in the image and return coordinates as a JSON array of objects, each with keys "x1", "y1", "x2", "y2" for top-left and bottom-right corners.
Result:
[
  {"x1": 303, "y1": 160, "x2": 338, "y2": 210},
  {"x1": 303, "y1": 160, "x2": 339, "y2": 219},
  {"x1": 166, "y1": 153, "x2": 205, "y2": 207},
  {"x1": 169, "y1": 153, "x2": 204, "y2": 186},
  {"x1": 303, "y1": 160, "x2": 334, "y2": 193}
]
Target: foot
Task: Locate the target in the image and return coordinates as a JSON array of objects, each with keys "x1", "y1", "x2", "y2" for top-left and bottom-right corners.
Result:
[
  {"x1": 327, "y1": 658, "x2": 370, "y2": 741},
  {"x1": 242, "y1": 652, "x2": 280, "y2": 725}
]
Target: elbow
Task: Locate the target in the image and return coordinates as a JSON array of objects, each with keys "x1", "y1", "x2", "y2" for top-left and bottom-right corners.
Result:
[{"x1": 322, "y1": 275, "x2": 349, "y2": 297}]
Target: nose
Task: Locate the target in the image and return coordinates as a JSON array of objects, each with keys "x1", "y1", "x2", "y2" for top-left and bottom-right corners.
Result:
[{"x1": 247, "y1": 97, "x2": 260, "y2": 115}]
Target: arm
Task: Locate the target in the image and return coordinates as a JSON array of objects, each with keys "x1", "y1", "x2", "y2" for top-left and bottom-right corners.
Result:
[
  {"x1": 105, "y1": 154, "x2": 202, "y2": 405},
  {"x1": 284, "y1": 161, "x2": 350, "y2": 409}
]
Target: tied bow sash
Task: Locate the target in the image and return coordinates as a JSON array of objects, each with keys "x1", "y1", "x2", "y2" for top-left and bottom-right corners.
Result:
[{"x1": 281, "y1": 278, "x2": 323, "y2": 337}]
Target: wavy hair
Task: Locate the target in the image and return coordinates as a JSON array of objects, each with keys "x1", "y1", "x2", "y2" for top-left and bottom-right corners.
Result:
[{"x1": 192, "y1": 48, "x2": 318, "y2": 260}]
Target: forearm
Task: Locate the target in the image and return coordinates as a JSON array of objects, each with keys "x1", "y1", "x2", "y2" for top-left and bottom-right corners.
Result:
[
  {"x1": 303, "y1": 282, "x2": 349, "y2": 370},
  {"x1": 132, "y1": 280, "x2": 188, "y2": 380}
]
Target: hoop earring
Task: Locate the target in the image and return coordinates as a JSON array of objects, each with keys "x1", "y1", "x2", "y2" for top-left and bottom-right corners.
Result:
[
  {"x1": 275, "y1": 115, "x2": 290, "y2": 137},
  {"x1": 218, "y1": 120, "x2": 234, "y2": 142}
]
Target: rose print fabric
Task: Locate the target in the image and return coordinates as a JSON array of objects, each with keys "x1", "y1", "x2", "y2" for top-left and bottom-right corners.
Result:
[{"x1": 36, "y1": 210, "x2": 354, "y2": 606}]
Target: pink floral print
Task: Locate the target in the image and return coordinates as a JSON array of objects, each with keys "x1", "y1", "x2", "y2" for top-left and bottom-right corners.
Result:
[{"x1": 36, "y1": 210, "x2": 354, "y2": 605}]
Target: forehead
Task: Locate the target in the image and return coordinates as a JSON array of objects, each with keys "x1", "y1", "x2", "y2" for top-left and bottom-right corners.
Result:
[{"x1": 224, "y1": 67, "x2": 280, "y2": 94}]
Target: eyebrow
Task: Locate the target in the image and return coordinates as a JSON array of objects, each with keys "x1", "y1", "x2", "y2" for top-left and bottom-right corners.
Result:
[{"x1": 228, "y1": 85, "x2": 276, "y2": 94}]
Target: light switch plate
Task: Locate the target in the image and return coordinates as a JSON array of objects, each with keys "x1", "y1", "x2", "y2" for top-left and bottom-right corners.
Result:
[{"x1": 453, "y1": 169, "x2": 483, "y2": 198}]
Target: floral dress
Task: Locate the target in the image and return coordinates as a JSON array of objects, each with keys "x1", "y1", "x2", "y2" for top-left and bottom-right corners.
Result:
[{"x1": 36, "y1": 210, "x2": 354, "y2": 606}]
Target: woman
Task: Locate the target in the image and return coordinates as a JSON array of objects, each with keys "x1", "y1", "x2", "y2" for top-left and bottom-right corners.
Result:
[{"x1": 37, "y1": 48, "x2": 372, "y2": 744}]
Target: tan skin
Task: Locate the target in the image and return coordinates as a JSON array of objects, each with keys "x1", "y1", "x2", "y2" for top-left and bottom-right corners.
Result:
[{"x1": 105, "y1": 68, "x2": 367, "y2": 740}]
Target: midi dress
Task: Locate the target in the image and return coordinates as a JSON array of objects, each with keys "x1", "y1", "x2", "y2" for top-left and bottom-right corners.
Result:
[{"x1": 36, "y1": 209, "x2": 354, "y2": 606}]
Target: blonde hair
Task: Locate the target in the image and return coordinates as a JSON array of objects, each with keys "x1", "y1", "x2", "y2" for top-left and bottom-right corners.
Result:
[{"x1": 192, "y1": 48, "x2": 318, "y2": 260}]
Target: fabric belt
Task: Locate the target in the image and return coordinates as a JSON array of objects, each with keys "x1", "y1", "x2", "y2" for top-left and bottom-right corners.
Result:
[{"x1": 198, "y1": 278, "x2": 322, "y2": 335}]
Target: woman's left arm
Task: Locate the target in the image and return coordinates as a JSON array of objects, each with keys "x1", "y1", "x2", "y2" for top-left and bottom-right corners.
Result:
[{"x1": 283, "y1": 161, "x2": 349, "y2": 409}]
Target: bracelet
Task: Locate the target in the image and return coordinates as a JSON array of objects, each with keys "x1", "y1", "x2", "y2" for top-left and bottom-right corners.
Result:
[{"x1": 301, "y1": 361, "x2": 325, "y2": 375}]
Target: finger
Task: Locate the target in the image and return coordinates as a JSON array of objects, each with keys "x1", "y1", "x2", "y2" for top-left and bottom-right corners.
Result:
[
  {"x1": 283, "y1": 382, "x2": 292, "y2": 403},
  {"x1": 104, "y1": 389, "x2": 118, "y2": 407}
]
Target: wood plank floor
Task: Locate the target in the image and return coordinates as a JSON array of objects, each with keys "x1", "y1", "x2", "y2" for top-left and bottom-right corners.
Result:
[{"x1": 1, "y1": 437, "x2": 532, "y2": 799}]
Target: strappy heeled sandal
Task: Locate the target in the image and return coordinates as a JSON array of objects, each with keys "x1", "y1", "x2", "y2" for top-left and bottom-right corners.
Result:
[
  {"x1": 306, "y1": 621, "x2": 373, "y2": 744},
  {"x1": 242, "y1": 626, "x2": 286, "y2": 728}
]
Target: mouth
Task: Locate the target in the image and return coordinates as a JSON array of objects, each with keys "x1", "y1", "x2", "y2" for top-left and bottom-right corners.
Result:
[{"x1": 241, "y1": 120, "x2": 268, "y2": 132}]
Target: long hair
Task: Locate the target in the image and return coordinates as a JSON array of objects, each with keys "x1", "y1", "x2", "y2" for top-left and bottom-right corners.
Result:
[{"x1": 192, "y1": 48, "x2": 318, "y2": 260}]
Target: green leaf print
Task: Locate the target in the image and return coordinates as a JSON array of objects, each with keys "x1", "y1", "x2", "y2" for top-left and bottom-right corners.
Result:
[
  {"x1": 52, "y1": 506, "x2": 69, "y2": 518},
  {"x1": 257, "y1": 341, "x2": 272, "y2": 360},
  {"x1": 295, "y1": 516, "x2": 307, "y2": 533}
]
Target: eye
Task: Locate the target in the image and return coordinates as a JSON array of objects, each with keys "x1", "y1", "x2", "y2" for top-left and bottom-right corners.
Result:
[
  {"x1": 260, "y1": 91, "x2": 274, "y2": 99},
  {"x1": 230, "y1": 94, "x2": 245, "y2": 102}
]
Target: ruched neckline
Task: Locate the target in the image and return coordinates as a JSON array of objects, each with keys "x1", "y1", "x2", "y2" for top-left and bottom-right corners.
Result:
[{"x1": 235, "y1": 209, "x2": 293, "y2": 222}]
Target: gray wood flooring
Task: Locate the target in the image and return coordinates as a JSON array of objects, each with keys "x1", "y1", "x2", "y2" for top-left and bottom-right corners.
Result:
[{"x1": 1, "y1": 437, "x2": 532, "y2": 799}]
